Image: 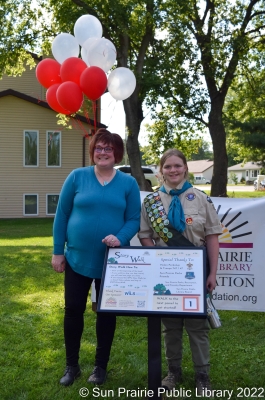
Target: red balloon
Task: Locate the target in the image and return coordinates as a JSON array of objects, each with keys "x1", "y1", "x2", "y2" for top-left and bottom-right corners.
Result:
[
  {"x1": 46, "y1": 84, "x2": 71, "y2": 114},
  {"x1": 60, "y1": 57, "x2": 87, "y2": 85},
  {"x1": 36, "y1": 58, "x2": 61, "y2": 88},
  {"x1": 80, "y1": 66, "x2": 107, "y2": 101},
  {"x1": 56, "y1": 81, "x2": 84, "y2": 113}
]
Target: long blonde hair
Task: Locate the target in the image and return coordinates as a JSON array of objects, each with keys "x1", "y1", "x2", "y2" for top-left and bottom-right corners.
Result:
[{"x1": 160, "y1": 149, "x2": 188, "y2": 180}]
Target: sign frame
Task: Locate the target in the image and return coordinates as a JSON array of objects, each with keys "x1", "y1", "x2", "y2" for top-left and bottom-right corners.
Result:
[{"x1": 97, "y1": 246, "x2": 207, "y2": 317}]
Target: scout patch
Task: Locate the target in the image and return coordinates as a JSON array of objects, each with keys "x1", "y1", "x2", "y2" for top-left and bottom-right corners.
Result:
[
  {"x1": 186, "y1": 193, "x2": 196, "y2": 201},
  {"x1": 186, "y1": 217, "x2": 193, "y2": 225}
]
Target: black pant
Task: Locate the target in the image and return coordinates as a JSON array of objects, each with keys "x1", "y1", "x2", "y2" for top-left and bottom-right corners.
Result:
[{"x1": 64, "y1": 261, "x2": 116, "y2": 369}]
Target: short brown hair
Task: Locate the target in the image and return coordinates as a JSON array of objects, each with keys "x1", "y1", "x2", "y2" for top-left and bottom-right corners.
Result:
[{"x1": 89, "y1": 128, "x2": 124, "y2": 164}]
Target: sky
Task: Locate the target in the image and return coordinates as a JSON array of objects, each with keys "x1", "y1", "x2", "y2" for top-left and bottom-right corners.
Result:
[
  {"x1": 100, "y1": 92, "x2": 151, "y2": 146},
  {"x1": 100, "y1": 93, "x2": 212, "y2": 150}
]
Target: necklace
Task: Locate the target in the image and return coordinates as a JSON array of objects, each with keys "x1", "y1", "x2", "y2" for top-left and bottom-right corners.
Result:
[{"x1": 95, "y1": 167, "x2": 116, "y2": 186}]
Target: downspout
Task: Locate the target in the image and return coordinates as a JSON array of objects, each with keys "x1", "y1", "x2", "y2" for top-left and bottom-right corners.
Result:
[{"x1": 82, "y1": 136, "x2": 86, "y2": 167}]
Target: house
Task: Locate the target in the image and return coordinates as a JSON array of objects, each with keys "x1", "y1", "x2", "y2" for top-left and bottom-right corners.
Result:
[
  {"x1": 187, "y1": 160, "x2": 214, "y2": 183},
  {"x1": 0, "y1": 54, "x2": 105, "y2": 218},
  {"x1": 227, "y1": 161, "x2": 262, "y2": 183}
]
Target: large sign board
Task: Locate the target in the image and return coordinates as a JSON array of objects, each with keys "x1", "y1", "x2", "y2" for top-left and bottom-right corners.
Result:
[{"x1": 98, "y1": 246, "x2": 207, "y2": 317}]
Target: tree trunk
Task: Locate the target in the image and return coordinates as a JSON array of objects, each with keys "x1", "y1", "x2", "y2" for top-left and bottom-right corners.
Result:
[
  {"x1": 123, "y1": 95, "x2": 153, "y2": 191},
  {"x1": 208, "y1": 99, "x2": 228, "y2": 197}
]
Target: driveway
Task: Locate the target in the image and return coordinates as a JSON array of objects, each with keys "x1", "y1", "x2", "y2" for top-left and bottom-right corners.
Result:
[{"x1": 194, "y1": 185, "x2": 255, "y2": 192}]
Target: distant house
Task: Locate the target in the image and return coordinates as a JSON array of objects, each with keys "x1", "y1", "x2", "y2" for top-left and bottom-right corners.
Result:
[
  {"x1": 227, "y1": 161, "x2": 262, "y2": 183},
  {"x1": 0, "y1": 54, "x2": 105, "y2": 218},
  {"x1": 187, "y1": 160, "x2": 214, "y2": 183}
]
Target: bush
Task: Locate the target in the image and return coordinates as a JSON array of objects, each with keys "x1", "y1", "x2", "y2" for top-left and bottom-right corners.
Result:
[
  {"x1": 188, "y1": 172, "x2": 195, "y2": 184},
  {"x1": 229, "y1": 172, "x2": 238, "y2": 185}
]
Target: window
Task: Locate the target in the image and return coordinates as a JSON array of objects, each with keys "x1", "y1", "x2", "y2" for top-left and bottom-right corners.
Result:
[
  {"x1": 251, "y1": 170, "x2": 258, "y2": 178},
  {"x1": 47, "y1": 131, "x2": 61, "y2": 167},
  {"x1": 47, "y1": 194, "x2": 59, "y2": 215},
  {"x1": 24, "y1": 130, "x2": 39, "y2": 167},
  {"x1": 24, "y1": 194, "x2": 38, "y2": 216}
]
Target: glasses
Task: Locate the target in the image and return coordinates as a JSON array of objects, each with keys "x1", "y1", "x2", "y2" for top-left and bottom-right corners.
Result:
[{"x1": 94, "y1": 146, "x2": 114, "y2": 154}]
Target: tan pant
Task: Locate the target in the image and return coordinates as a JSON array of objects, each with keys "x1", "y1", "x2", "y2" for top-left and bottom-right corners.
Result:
[{"x1": 162, "y1": 317, "x2": 210, "y2": 373}]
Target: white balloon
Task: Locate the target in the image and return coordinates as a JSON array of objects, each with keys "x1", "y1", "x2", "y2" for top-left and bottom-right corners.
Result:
[
  {"x1": 108, "y1": 68, "x2": 136, "y2": 100},
  {"x1": 74, "y1": 14, "x2": 102, "y2": 47},
  {"x1": 81, "y1": 38, "x2": 98, "y2": 65},
  {"x1": 82, "y1": 37, "x2": 98, "y2": 52},
  {"x1": 81, "y1": 47, "x2": 90, "y2": 66},
  {"x1": 52, "y1": 33, "x2": 79, "y2": 64},
  {"x1": 85, "y1": 37, "x2": 116, "y2": 73}
]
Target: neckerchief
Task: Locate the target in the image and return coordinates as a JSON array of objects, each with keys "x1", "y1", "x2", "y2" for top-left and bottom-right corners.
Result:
[
  {"x1": 160, "y1": 180, "x2": 193, "y2": 233},
  {"x1": 143, "y1": 187, "x2": 210, "y2": 276}
]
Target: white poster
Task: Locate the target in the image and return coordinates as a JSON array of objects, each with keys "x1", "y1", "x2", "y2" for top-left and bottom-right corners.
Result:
[{"x1": 99, "y1": 247, "x2": 206, "y2": 316}]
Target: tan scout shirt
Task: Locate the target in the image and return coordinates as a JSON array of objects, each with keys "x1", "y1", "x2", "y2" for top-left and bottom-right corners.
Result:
[{"x1": 138, "y1": 183, "x2": 222, "y2": 247}]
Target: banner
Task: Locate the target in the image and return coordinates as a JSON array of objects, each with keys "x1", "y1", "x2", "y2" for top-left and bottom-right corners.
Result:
[
  {"x1": 132, "y1": 194, "x2": 265, "y2": 312},
  {"x1": 212, "y1": 196, "x2": 265, "y2": 311}
]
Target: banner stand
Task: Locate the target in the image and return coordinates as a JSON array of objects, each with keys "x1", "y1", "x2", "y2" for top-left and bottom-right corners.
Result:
[{"x1": 147, "y1": 317, "x2": 161, "y2": 400}]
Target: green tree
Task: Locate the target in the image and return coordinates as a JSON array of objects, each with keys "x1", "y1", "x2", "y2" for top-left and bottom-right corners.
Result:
[
  {"x1": 224, "y1": 68, "x2": 265, "y2": 166},
  {"x1": 146, "y1": 0, "x2": 265, "y2": 196},
  {"x1": 229, "y1": 172, "x2": 238, "y2": 185},
  {"x1": 2, "y1": 1, "x2": 265, "y2": 195},
  {"x1": 141, "y1": 113, "x2": 203, "y2": 165},
  {"x1": 0, "y1": 0, "x2": 164, "y2": 191},
  {"x1": 0, "y1": 0, "x2": 50, "y2": 74},
  {"x1": 189, "y1": 140, "x2": 213, "y2": 161}
]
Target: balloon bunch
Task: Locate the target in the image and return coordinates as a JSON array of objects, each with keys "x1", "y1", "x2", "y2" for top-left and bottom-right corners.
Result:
[{"x1": 36, "y1": 14, "x2": 136, "y2": 115}]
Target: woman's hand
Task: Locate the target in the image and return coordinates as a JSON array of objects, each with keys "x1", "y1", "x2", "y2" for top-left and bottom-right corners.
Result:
[
  {"x1": 102, "y1": 235, "x2": 121, "y2": 247},
  {"x1": 51, "y1": 254, "x2": 66, "y2": 273}
]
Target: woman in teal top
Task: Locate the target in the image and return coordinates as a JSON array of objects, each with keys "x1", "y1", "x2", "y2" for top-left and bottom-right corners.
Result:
[{"x1": 51, "y1": 129, "x2": 141, "y2": 387}]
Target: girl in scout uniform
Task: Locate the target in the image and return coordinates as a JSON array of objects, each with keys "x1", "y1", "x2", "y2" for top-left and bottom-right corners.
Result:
[{"x1": 138, "y1": 148, "x2": 222, "y2": 394}]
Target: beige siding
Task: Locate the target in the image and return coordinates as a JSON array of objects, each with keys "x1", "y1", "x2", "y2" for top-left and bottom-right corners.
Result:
[
  {"x1": 0, "y1": 61, "x2": 46, "y2": 101},
  {"x1": 0, "y1": 95, "x2": 93, "y2": 218}
]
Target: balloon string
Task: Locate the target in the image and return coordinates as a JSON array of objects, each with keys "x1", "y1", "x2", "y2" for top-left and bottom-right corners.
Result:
[
  {"x1": 84, "y1": 109, "x2": 93, "y2": 132},
  {"x1": 93, "y1": 101, "x2": 97, "y2": 134},
  {"x1": 70, "y1": 116, "x2": 91, "y2": 138}
]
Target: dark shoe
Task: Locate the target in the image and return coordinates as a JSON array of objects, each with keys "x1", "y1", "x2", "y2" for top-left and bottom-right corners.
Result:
[
  {"x1": 161, "y1": 366, "x2": 182, "y2": 391},
  {"x1": 59, "y1": 365, "x2": 81, "y2": 386},
  {"x1": 195, "y1": 371, "x2": 212, "y2": 396},
  {"x1": 87, "y1": 366, "x2": 107, "y2": 385}
]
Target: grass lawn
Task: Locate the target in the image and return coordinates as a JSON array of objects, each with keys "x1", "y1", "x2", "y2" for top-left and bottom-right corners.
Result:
[
  {"x1": 202, "y1": 189, "x2": 265, "y2": 198},
  {"x1": 1, "y1": 191, "x2": 265, "y2": 400}
]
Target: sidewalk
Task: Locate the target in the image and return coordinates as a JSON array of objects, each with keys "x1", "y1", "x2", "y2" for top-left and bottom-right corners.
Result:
[{"x1": 194, "y1": 184, "x2": 255, "y2": 192}]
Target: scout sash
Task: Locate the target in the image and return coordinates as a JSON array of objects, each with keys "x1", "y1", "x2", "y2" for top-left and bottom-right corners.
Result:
[
  {"x1": 144, "y1": 191, "x2": 210, "y2": 275},
  {"x1": 144, "y1": 191, "x2": 195, "y2": 247}
]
